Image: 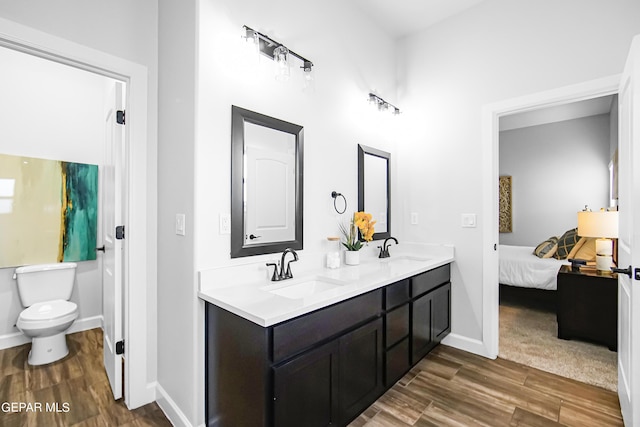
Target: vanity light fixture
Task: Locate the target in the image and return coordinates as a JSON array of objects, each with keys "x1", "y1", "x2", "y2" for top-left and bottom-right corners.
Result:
[
  {"x1": 242, "y1": 25, "x2": 314, "y2": 84},
  {"x1": 368, "y1": 93, "x2": 400, "y2": 115}
]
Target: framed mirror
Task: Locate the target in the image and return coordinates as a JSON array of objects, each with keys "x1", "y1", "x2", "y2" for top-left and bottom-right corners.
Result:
[
  {"x1": 231, "y1": 106, "x2": 304, "y2": 258},
  {"x1": 358, "y1": 144, "x2": 390, "y2": 241}
]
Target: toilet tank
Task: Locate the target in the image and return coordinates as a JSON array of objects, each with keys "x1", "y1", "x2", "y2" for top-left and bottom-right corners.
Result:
[{"x1": 14, "y1": 263, "x2": 78, "y2": 307}]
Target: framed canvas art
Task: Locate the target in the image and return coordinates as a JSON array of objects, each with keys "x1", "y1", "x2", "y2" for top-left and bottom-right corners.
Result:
[
  {"x1": 499, "y1": 175, "x2": 512, "y2": 233},
  {"x1": 0, "y1": 154, "x2": 98, "y2": 267}
]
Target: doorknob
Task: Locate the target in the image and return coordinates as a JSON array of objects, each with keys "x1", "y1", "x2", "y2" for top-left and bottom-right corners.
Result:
[
  {"x1": 612, "y1": 265, "x2": 632, "y2": 278},
  {"x1": 248, "y1": 234, "x2": 261, "y2": 240},
  {"x1": 96, "y1": 246, "x2": 106, "y2": 253}
]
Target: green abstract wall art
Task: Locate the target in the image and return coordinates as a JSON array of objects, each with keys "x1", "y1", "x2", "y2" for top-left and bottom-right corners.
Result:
[{"x1": 0, "y1": 154, "x2": 98, "y2": 268}]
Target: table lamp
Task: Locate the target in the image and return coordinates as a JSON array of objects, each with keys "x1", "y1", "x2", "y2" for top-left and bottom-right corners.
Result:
[{"x1": 577, "y1": 210, "x2": 619, "y2": 272}]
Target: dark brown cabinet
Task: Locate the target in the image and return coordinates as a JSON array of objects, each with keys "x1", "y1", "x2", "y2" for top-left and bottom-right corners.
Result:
[
  {"x1": 206, "y1": 263, "x2": 451, "y2": 427},
  {"x1": 273, "y1": 317, "x2": 384, "y2": 427},
  {"x1": 412, "y1": 290, "x2": 434, "y2": 363},
  {"x1": 273, "y1": 339, "x2": 339, "y2": 427},
  {"x1": 338, "y1": 318, "x2": 384, "y2": 423},
  {"x1": 557, "y1": 265, "x2": 617, "y2": 351},
  {"x1": 410, "y1": 266, "x2": 451, "y2": 365}
]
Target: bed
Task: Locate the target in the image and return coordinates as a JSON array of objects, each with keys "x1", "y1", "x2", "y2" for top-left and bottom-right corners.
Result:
[{"x1": 499, "y1": 244, "x2": 569, "y2": 290}]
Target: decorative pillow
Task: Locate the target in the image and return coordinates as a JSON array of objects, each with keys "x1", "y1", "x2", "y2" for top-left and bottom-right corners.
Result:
[
  {"x1": 566, "y1": 236, "x2": 586, "y2": 259},
  {"x1": 533, "y1": 237, "x2": 558, "y2": 258},
  {"x1": 555, "y1": 228, "x2": 580, "y2": 259},
  {"x1": 571, "y1": 237, "x2": 597, "y2": 261}
]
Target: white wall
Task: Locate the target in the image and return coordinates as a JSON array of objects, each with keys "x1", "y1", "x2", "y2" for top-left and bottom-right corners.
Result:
[
  {"x1": 156, "y1": 0, "x2": 198, "y2": 424},
  {"x1": 0, "y1": 46, "x2": 110, "y2": 345},
  {"x1": 180, "y1": 0, "x2": 399, "y2": 425},
  {"x1": 196, "y1": 0, "x2": 400, "y2": 271},
  {"x1": 397, "y1": 0, "x2": 640, "y2": 343},
  {"x1": 499, "y1": 114, "x2": 611, "y2": 246},
  {"x1": 0, "y1": 0, "x2": 159, "y2": 401}
]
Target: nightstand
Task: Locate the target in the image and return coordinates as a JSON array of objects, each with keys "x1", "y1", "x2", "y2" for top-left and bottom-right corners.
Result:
[{"x1": 557, "y1": 265, "x2": 617, "y2": 351}]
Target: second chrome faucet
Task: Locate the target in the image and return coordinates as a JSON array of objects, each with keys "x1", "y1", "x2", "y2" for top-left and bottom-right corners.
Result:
[{"x1": 266, "y1": 248, "x2": 299, "y2": 281}]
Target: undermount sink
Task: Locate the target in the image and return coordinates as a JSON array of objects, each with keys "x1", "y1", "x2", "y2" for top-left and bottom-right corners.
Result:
[{"x1": 262, "y1": 277, "x2": 346, "y2": 299}]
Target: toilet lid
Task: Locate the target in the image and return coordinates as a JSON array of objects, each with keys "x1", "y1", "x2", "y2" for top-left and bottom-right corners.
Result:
[{"x1": 21, "y1": 300, "x2": 77, "y2": 321}]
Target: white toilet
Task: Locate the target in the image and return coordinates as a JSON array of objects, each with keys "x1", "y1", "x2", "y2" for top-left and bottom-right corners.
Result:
[{"x1": 14, "y1": 262, "x2": 79, "y2": 365}]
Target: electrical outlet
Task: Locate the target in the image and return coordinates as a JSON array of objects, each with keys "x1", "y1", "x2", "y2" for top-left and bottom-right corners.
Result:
[
  {"x1": 220, "y1": 213, "x2": 231, "y2": 234},
  {"x1": 175, "y1": 214, "x2": 186, "y2": 236},
  {"x1": 411, "y1": 212, "x2": 419, "y2": 225}
]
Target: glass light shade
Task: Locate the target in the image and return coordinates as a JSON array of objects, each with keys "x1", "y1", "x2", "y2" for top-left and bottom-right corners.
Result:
[
  {"x1": 577, "y1": 211, "x2": 619, "y2": 238},
  {"x1": 239, "y1": 28, "x2": 259, "y2": 71},
  {"x1": 273, "y1": 46, "x2": 290, "y2": 81}
]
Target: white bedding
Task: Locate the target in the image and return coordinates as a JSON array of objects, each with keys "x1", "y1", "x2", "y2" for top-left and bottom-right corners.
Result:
[{"x1": 499, "y1": 245, "x2": 569, "y2": 290}]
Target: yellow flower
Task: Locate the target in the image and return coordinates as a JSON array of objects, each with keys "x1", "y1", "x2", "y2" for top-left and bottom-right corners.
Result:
[{"x1": 354, "y1": 212, "x2": 376, "y2": 242}]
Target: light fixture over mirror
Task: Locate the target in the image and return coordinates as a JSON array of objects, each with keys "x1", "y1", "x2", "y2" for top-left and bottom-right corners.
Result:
[
  {"x1": 242, "y1": 25, "x2": 314, "y2": 87},
  {"x1": 368, "y1": 93, "x2": 400, "y2": 115}
]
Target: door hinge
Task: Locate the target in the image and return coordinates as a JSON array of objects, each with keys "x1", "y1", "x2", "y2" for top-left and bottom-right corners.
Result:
[
  {"x1": 116, "y1": 225, "x2": 125, "y2": 240},
  {"x1": 116, "y1": 340, "x2": 125, "y2": 355},
  {"x1": 116, "y1": 110, "x2": 125, "y2": 125}
]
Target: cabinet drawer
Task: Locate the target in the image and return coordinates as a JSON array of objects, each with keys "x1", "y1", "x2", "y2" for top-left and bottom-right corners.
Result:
[
  {"x1": 411, "y1": 264, "x2": 450, "y2": 297},
  {"x1": 273, "y1": 290, "x2": 382, "y2": 363},
  {"x1": 386, "y1": 304, "x2": 409, "y2": 348},
  {"x1": 385, "y1": 279, "x2": 410, "y2": 309},
  {"x1": 385, "y1": 338, "x2": 410, "y2": 386}
]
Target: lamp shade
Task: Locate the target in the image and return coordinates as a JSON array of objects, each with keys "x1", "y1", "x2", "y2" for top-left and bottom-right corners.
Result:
[{"x1": 577, "y1": 211, "x2": 619, "y2": 238}]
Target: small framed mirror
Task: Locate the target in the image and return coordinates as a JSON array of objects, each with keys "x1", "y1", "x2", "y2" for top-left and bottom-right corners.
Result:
[
  {"x1": 231, "y1": 106, "x2": 304, "y2": 258},
  {"x1": 358, "y1": 144, "x2": 390, "y2": 241}
]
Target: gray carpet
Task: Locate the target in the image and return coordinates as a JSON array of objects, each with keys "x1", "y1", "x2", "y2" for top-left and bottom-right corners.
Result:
[{"x1": 499, "y1": 303, "x2": 617, "y2": 391}]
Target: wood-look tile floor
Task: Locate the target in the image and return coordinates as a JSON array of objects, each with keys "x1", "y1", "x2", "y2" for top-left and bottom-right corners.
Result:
[
  {"x1": 0, "y1": 328, "x2": 171, "y2": 427},
  {"x1": 350, "y1": 345, "x2": 623, "y2": 427}
]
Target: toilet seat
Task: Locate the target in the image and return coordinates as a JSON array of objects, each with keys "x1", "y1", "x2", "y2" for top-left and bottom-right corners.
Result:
[{"x1": 18, "y1": 300, "x2": 78, "y2": 326}]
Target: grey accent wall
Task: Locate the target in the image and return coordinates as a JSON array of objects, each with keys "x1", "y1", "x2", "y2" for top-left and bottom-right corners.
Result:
[{"x1": 499, "y1": 114, "x2": 611, "y2": 246}]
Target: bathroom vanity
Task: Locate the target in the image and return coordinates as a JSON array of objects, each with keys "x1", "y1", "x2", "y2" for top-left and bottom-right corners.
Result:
[{"x1": 199, "y1": 248, "x2": 453, "y2": 427}]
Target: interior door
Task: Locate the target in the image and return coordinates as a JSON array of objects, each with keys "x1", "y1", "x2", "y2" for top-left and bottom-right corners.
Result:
[
  {"x1": 102, "y1": 81, "x2": 125, "y2": 400},
  {"x1": 616, "y1": 34, "x2": 640, "y2": 426}
]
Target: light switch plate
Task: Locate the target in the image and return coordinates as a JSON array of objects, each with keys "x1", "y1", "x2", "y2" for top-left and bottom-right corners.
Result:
[
  {"x1": 175, "y1": 214, "x2": 186, "y2": 236},
  {"x1": 461, "y1": 213, "x2": 477, "y2": 228}
]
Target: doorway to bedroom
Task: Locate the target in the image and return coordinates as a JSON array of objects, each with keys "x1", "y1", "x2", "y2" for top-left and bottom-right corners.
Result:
[{"x1": 497, "y1": 94, "x2": 619, "y2": 392}]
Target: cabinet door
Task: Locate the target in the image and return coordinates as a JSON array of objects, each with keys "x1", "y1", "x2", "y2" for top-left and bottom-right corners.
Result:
[
  {"x1": 339, "y1": 318, "x2": 384, "y2": 425},
  {"x1": 412, "y1": 291, "x2": 433, "y2": 364},
  {"x1": 273, "y1": 340, "x2": 339, "y2": 427},
  {"x1": 432, "y1": 283, "x2": 451, "y2": 343}
]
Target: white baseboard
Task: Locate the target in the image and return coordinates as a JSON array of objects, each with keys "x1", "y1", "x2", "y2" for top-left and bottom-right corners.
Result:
[
  {"x1": 156, "y1": 382, "x2": 195, "y2": 427},
  {"x1": 0, "y1": 315, "x2": 103, "y2": 350},
  {"x1": 441, "y1": 332, "x2": 496, "y2": 359}
]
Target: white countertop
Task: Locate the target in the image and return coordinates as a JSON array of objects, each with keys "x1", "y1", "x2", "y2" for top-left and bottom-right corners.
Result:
[{"x1": 198, "y1": 243, "x2": 454, "y2": 327}]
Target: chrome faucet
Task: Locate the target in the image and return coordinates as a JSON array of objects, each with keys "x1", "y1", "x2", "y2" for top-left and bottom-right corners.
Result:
[
  {"x1": 378, "y1": 237, "x2": 398, "y2": 258},
  {"x1": 266, "y1": 248, "x2": 299, "y2": 281}
]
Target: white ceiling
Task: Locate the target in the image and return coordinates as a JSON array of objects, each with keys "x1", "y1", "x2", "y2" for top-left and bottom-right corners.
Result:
[
  {"x1": 350, "y1": 0, "x2": 615, "y2": 130},
  {"x1": 350, "y1": 0, "x2": 486, "y2": 38}
]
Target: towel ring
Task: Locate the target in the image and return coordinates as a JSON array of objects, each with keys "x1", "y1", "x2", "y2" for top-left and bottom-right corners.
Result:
[{"x1": 331, "y1": 191, "x2": 347, "y2": 214}]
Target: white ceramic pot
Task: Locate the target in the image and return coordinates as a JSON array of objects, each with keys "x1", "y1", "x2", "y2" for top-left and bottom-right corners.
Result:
[{"x1": 344, "y1": 250, "x2": 360, "y2": 266}]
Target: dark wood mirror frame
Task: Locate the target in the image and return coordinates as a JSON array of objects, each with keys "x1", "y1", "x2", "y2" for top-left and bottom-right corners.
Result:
[
  {"x1": 358, "y1": 144, "x2": 391, "y2": 241},
  {"x1": 231, "y1": 106, "x2": 304, "y2": 258}
]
